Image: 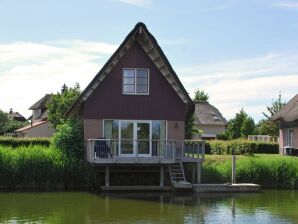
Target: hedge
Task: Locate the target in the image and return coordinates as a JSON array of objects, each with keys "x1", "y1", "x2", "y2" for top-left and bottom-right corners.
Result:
[
  {"x1": 0, "y1": 137, "x2": 51, "y2": 147},
  {"x1": 205, "y1": 139, "x2": 279, "y2": 155}
]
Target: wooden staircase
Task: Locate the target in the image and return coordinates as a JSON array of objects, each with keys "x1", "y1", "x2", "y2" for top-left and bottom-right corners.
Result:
[
  {"x1": 168, "y1": 163, "x2": 192, "y2": 190},
  {"x1": 169, "y1": 163, "x2": 186, "y2": 183}
]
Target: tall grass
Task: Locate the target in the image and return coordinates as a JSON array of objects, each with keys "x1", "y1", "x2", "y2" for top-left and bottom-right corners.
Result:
[
  {"x1": 202, "y1": 155, "x2": 298, "y2": 189},
  {"x1": 0, "y1": 145, "x2": 88, "y2": 190}
]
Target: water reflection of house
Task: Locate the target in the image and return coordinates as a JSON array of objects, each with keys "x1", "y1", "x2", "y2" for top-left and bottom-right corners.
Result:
[
  {"x1": 16, "y1": 94, "x2": 55, "y2": 138},
  {"x1": 66, "y1": 22, "x2": 205, "y2": 190},
  {"x1": 193, "y1": 101, "x2": 227, "y2": 140}
]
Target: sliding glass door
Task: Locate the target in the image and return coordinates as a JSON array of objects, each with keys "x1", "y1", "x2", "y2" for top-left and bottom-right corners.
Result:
[
  {"x1": 119, "y1": 121, "x2": 134, "y2": 156},
  {"x1": 137, "y1": 122, "x2": 150, "y2": 157},
  {"x1": 104, "y1": 120, "x2": 166, "y2": 157}
]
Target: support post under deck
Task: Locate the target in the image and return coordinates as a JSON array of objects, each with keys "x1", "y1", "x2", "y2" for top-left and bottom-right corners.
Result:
[
  {"x1": 196, "y1": 162, "x2": 201, "y2": 184},
  {"x1": 105, "y1": 166, "x2": 110, "y2": 187},
  {"x1": 192, "y1": 163, "x2": 196, "y2": 184},
  {"x1": 160, "y1": 166, "x2": 164, "y2": 187}
]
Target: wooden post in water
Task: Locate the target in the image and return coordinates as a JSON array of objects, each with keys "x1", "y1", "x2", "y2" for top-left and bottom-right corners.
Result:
[{"x1": 232, "y1": 149, "x2": 236, "y2": 184}]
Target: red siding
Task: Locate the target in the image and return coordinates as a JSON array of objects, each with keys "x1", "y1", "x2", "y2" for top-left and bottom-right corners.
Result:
[{"x1": 84, "y1": 42, "x2": 186, "y2": 121}]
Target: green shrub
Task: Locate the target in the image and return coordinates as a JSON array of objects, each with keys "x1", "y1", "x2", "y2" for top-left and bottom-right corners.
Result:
[
  {"x1": 0, "y1": 145, "x2": 88, "y2": 190},
  {"x1": 202, "y1": 155, "x2": 298, "y2": 189},
  {"x1": 53, "y1": 119, "x2": 84, "y2": 159},
  {"x1": 0, "y1": 137, "x2": 50, "y2": 147},
  {"x1": 206, "y1": 139, "x2": 278, "y2": 155},
  {"x1": 208, "y1": 140, "x2": 227, "y2": 155},
  {"x1": 216, "y1": 133, "x2": 229, "y2": 140},
  {"x1": 254, "y1": 142, "x2": 279, "y2": 154}
]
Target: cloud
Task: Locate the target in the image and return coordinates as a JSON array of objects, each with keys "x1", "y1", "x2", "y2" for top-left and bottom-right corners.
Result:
[
  {"x1": 0, "y1": 40, "x2": 118, "y2": 118},
  {"x1": 160, "y1": 38, "x2": 190, "y2": 45},
  {"x1": 178, "y1": 53, "x2": 298, "y2": 121},
  {"x1": 274, "y1": 1, "x2": 298, "y2": 9},
  {"x1": 1, "y1": 38, "x2": 297, "y2": 124},
  {"x1": 118, "y1": 0, "x2": 152, "y2": 8}
]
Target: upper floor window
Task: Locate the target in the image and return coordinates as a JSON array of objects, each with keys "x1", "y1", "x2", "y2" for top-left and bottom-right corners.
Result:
[
  {"x1": 123, "y1": 68, "x2": 149, "y2": 95},
  {"x1": 33, "y1": 109, "x2": 41, "y2": 120}
]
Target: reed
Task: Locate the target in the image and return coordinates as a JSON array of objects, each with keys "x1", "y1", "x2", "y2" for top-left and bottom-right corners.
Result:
[
  {"x1": 202, "y1": 155, "x2": 298, "y2": 189},
  {"x1": 0, "y1": 145, "x2": 87, "y2": 190}
]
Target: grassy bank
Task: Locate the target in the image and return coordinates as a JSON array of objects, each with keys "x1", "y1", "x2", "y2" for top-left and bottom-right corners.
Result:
[
  {"x1": 202, "y1": 154, "x2": 298, "y2": 189},
  {"x1": 0, "y1": 145, "x2": 89, "y2": 190}
]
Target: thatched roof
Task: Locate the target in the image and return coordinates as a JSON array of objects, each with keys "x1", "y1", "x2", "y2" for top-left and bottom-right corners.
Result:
[
  {"x1": 8, "y1": 110, "x2": 26, "y2": 122},
  {"x1": 271, "y1": 94, "x2": 298, "y2": 122},
  {"x1": 66, "y1": 22, "x2": 194, "y2": 119},
  {"x1": 194, "y1": 101, "x2": 227, "y2": 126},
  {"x1": 29, "y1": 94, "x2": 52, "y2": 110}
]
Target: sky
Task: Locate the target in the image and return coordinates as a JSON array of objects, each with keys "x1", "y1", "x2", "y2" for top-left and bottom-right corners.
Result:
[{"x1": 0, "y1": 0, "x2": 298, "y2": 121}]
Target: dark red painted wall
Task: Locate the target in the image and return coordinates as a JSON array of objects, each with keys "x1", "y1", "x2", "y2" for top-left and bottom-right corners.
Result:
[{"x1": 84, "y1": 41, "x2": 186, "y2": 121}]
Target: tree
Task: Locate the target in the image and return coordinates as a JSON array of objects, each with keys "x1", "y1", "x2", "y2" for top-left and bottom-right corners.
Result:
[
  {"x1": 185, "y1": 116, "x2": 196, "y2": 139},
  {"x1": 263, "y1": 92, "x2": 286, "y2": 119},
  {"x1": 0, "y1": 109, "x2": 28, "y2": 134},
  {"x1": 0, "y1": 110, "x2": 9, "y2": 134},
  {"x1": 241, "y1": 117, "x2": 256, "y2": 138},
  {"x1": 225, "y1": 109, "x2": 248, "y2": 139},
  {"x1": 257, "y1": 119, "x2": 279, "y2": 136},
  {"x1": 47, "y1": 83, "x2": 81, "y2": 128},
  {"x1": 258, "y1": 92, "x2": 286, "y2": 136},
  {"x1": 193, "y1": 89, "x2": 209, "y2": 102}
]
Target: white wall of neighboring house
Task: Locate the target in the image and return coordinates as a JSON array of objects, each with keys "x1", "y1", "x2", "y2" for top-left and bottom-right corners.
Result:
[
  {"x1": 18, "y1": 121, "x2": 55, "y2": 138},
  {"x1": 198, "y1": 124, "x2": 226, "y2": 138}
]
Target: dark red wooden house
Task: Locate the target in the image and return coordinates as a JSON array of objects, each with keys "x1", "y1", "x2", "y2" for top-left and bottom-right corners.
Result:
[{"x1": 67, "y1": 23, "x2": 204, "y2": 190}]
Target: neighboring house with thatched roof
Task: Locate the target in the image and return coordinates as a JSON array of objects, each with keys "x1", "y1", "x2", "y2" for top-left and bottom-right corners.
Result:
[
  {"x1": 193, "y1": 101, "x2": 227, "y2": 139},
  {"x1": 272, "y1": 94, "x2": 298, "y2": 155},
  {"x1": 8, "y1": 108, "x2": 26, "y2": 122},
  {"x1": 16, "y1": 94, "x2": 55, "y2": 138}
]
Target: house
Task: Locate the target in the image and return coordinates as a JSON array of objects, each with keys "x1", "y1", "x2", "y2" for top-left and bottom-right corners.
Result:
[
  {"x1": 16, "y1": 94, "x2": 55, "y2": 138},
  {"x1": 8, "y1": 108, "x2": 26, "y2": 122},
  {"x1": 193, "y1": 101, "x2": 227, "y2": 139},
  {"x1": 272, "y1": 94, "x2": 298, "y2": 155},
  {"x1": 66, "y1": 22, "x2": 205, "y2": 189}
]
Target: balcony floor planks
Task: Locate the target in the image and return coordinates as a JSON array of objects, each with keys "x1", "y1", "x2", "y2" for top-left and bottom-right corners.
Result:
[{"x1": 90, "y1": 157, "x2": 203, "y2": 165}]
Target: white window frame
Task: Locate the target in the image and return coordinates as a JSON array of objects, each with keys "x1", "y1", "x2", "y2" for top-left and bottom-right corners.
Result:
[
  {"x1": 122, "y1": 68, "x2": 149, "y2": 95},
  {"x1": 283, "y1": 128, "x2": 294, "y2": 147},
  {"x1": 103, "y1": 119, "x2": 167, "y2": 157}
]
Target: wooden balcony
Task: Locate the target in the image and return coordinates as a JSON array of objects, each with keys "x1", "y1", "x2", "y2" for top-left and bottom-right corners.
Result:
[{"x1": 86, "y1": 139, "x2": 205, "y2": 165}]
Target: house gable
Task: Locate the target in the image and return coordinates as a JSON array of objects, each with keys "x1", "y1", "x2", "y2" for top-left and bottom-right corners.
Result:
[
  {"x1": 66, "y1": 22, "x2": 194, "y2": 119},
  {"x1": 84, "y1": 41, "x2": 186, "y2": 120}
]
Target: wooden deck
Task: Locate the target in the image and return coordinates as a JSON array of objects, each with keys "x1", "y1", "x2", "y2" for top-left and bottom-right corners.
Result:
[
  {"x1": 86, "y1": 139, "x2": 205, "y2": 165},
  {"x1": 90, "y1": 156, "x2": 203, "y2": 165},
  {"x1": 100, "y1": 183, "x2": 261, "y2": 192}
]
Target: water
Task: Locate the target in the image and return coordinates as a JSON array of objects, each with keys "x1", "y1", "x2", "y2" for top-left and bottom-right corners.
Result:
[{"x1": 0, "y1": 190, "x2": 297, "y2": 223}]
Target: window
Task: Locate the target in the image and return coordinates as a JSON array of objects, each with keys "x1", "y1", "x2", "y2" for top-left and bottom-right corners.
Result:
[
  {"x1": 283, "y1": 128, "x2": 294, "y2": 147},
  {"x1": 212, "y1": 114, "x2": 220, "y2": 121},
  {"x1": 123, "y1": 68, "x2": 149, "y2": 94},
  {"x1": 33, "y1": 109, "x2": 41, "y2": 120}
]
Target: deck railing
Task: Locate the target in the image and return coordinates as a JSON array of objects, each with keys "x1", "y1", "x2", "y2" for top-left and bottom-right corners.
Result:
[
  {"x1": 183, "y1": 140, "x2": 205, "y2": 160},
  {"x1": 86, "y1": 139, "x2": 205, "y2": 164}
]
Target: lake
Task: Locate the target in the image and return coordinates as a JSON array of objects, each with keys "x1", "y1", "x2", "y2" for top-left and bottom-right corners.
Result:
[{"x1": 0, "y1": 190, "x2": 297, "y2": 223}]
